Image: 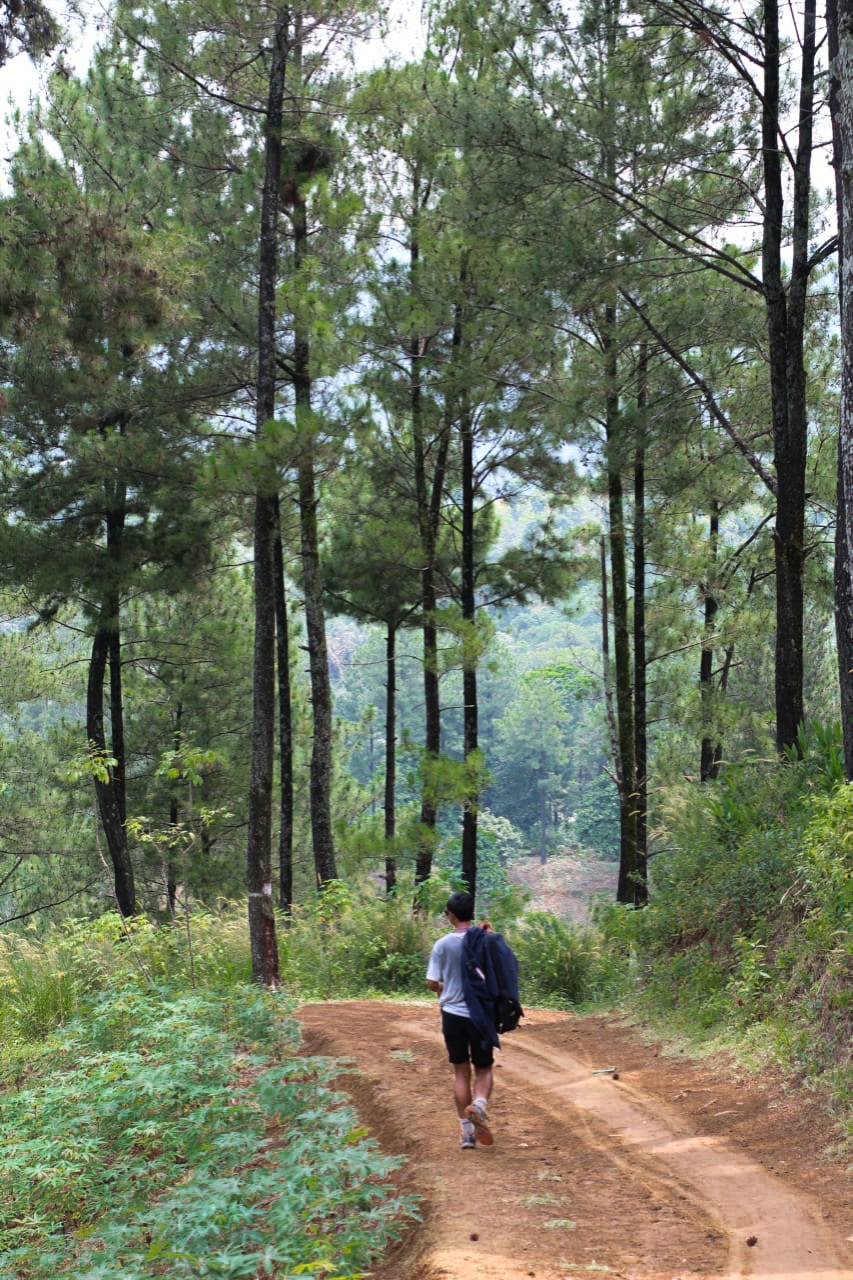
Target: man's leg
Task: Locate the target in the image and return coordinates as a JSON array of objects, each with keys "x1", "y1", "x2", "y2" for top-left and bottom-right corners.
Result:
[
  {"x1": 472, "y1": 1064, "x2": 493, "y2": 1106},
  {"x1": 442, "y1": 1012, "x2": 477, "y2": 1147},
  {"x1": 452, "y1": 1062, "x2": 472, "y2": 1118},
  {"x1": 466, "y1": 1039, "x2": 495, "y2": 1146}
]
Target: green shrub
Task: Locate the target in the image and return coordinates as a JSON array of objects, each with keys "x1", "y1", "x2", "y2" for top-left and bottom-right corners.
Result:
[
  {"x1": 595, "y1": 724, "x2": 853, "y2": 1130},
  {"x1": 279, "y1": 877, "x2": 439, "y2": 999},
  {"x1": 511, "y1": 910, "x2": 626, "y2": 1007},
  {"x1": 0, "y1": 909, "x2": 255, "y2": 1057},
  {"x1": 0, "y1": 982, "x2": 417, "y2": 1278},
  {"x1": 772, "y1": 783, "x2": 853, "y2": 1083}
]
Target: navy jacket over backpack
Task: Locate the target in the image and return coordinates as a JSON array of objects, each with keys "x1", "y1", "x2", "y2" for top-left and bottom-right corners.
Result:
[{"x1": 461, "y1": 926, "x2": 524, "y2": 1051}]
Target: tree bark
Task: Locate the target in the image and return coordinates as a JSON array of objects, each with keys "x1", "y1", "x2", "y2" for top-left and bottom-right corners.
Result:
[
  {"x1": 246, "y1": 6, "x2": 288, "y2": 986},
  {"x1": 456, "y1": 268, "x2": 478, "y2": 902},
  {"x1": 460, "y1": 399, "x2": 478, "y2": 900},
  {"x1": 700, "y1": 502, "x2": 723, "y2": 781},
  {"x1": 384, "y1": 621, "x2": 397, "y2": 894},
  {"x1": 293, "y1": 190, "x2": 337, "y2": 889},
  {"x1": 538, "y1": 776, "x2": 547, "y2": 865},
  {"x1": 763, "y1": 0, "x2": 815, "y2": 754},
  {"x1": 108, "y1": 625, "x2": 127, "y2": 828},
  {"x1": 601, "y1": 536, "x2": 622, "y2": 782},
  {"x1": 632, "y1": 347, "x2": 648, "y2": 903},
  {"x1": 87, "y1": 619, "x2": 135, "y2": 916},
  {"x1": 272, "y1": 495, "x2": 294, "y2": 913},
  {"x1": 828, "y1": 0, "x2": 853, "y2": 778},
  {"x1": 88, "y1": 460, "x2": 135, "y2": 916},
  {"x1": 410, "y1": 171, "x2": 451, "y2": 890},
  {"x1": 603, "y1": 306, "x2": 639, "y2": 905},
  {"x1": 167, "y1": 700, "x2": 183, "y2": 915}
]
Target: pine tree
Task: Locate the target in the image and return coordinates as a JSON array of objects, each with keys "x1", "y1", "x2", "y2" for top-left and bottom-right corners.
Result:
[{"x1": 0, "y1": 66, "x2": 223, "y2": 913}]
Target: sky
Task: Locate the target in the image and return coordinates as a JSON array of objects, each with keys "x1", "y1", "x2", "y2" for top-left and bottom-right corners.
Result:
[{"x1": 1, "y1": 1, "x2": 101, "y2": 160}]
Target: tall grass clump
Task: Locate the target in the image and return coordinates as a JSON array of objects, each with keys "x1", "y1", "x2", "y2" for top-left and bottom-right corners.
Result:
[
  {"x1": 510, "y1": 910, "x2": 630, "y2": 1008},
  {"x1": 0, "y1": 908, "x2": 253, "y2": 1069},
  {"x1": 279, "y1": 877, "x2": 440, "y2": 999},
  {"x1": 774, "y1": 783, "x2": 853, "y2": 1101}
]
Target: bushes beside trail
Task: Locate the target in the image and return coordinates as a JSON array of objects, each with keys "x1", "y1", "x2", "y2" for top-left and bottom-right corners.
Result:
[
  {"x1": 2, "y1": 720, "x2": 850, "y2": 1198},
  {"x1": 598, "y1": 723, "x2": 852, "y2": 1137},
  {"x1": 0, "y1": 981, "x2": 416, "y2": 1279}
]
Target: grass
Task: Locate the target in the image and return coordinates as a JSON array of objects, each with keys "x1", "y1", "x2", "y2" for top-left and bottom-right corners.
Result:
[{"x1": 0, "y1": 900, "x2": 430, "y2": 1279}]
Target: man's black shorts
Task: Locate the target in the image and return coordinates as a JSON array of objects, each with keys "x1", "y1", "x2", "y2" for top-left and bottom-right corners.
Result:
[{"x1": 441, "y1": 1009, "x2": 494, "y2": 1067}]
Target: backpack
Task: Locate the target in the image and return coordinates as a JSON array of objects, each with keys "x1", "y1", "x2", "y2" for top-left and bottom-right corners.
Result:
[
  {"x1": 486, "y1": 930, "x2": 524, "y2": 1034},
  {"x1": 462, "y1": 926, "x2": 524, "y2": 1043}
]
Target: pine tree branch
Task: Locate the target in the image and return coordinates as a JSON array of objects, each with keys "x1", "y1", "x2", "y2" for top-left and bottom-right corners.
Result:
[
  {"x1": 619, "y1": 289, "x2": 779, "y2": 496},
  {"x1": 0, "y1": 878, "x2": 101, "y2": 925}
]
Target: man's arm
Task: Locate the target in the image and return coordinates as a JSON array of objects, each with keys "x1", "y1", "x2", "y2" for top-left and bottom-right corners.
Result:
[{"x1": 426, "y1": 941, "x2": 443, "y2": 995}]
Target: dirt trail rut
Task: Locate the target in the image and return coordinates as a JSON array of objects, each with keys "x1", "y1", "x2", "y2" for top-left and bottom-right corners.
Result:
[{"x1": 297, "y1": 1001, "x2": 852, "y2": 1280}]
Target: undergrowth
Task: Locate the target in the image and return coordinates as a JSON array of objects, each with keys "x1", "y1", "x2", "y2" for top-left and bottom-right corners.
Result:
[
  {"x1": 278, "y1": 878, "x2": 439, "y2": 999},
  {"x1": 506, "y1": 910, "x2": 627, "y2": 1008},
  {"x1": 0, "y1": 981, "x2": 417, "y2": 1279},
  {"x1": 3, "y1": 724, "x2": 852, "y2": 1274},
  {"x1": 597, "y1": 721, "x2": 853, "y2": 1141}
]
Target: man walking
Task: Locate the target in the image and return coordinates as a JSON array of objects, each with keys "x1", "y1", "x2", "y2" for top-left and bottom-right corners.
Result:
[{"x1": 426, "y1": 890, "x2": 495, "y2": 1149}]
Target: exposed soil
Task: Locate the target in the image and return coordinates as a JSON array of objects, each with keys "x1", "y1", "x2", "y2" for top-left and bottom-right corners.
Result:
[
  {"x1": 297, "y1": 1000, "x2": 852, "y2": 1280},
  {"x1": 508, "y1": 853, "x2": 619, "y2": 923}
]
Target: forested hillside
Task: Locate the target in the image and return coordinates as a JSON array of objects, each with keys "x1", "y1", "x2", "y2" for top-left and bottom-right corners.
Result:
[{"x1": 0, "y1": 0, "x2": 851, "y2": 1270}]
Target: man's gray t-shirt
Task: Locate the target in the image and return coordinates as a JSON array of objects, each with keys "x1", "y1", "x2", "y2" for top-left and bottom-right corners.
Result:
[{"x1": 427, "y1": 930, "x2": 469, "y2": 1017}]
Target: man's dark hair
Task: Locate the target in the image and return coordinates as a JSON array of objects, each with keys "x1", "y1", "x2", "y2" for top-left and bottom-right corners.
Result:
[{"x1": 446, "y1": 890, "x2": 474, "y2": 921}]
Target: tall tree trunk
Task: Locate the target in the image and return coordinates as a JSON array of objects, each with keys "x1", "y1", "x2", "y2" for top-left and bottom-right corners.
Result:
[
  {"x1": 763, "y1": 0, "x2": 815, "y2": 754},
  {"x1": 600, "y1": 536, "x2": 621, "y2": 781},
  {"x1": 410, "y1": 171, "x2": 451, "y2": 889},
  {"x1": 88, "y1": 465, "x2": 135, "y2": 916},
  {"x1": 246, "y1": 6, "x2": 288, "y2": 986},
  {"x1": 410, "y1": 169, "x2": 436, "y2": 890},
  {"x1": 167, "y1": 700, "x2": 183, "y2": 916},
  {"x1": 101, "y1": 428, "x2": 128, "y2": 834},
  {"x1": 538, "y1": 773, "x2": 547, "y2": 866},
  {"x1": 835, "y1": 428, "x2": 853, "y2": 781},
  {"x1": 293, "y1": 193, "x2": 337, "y2": 888},
  {"x1": 603, "y1": 307, "x2": 639, "y2": 905},
  {"x1": 632, "y1": 347, "x2": 648, "y2": 904},
  {"x1": 272, "y1": 496, "x2": 294, "y2": 913},
  {"x1": 599, "y1": 0, "x2": 639, "y2": 904},
  {"x1": 87, "y1": 617, "x2": 135, "y2": 917},
  {"x1": 700, "y1": 502, "x2": 723, "y2": 781},
  {"x1": 828, "y1": 0, "x2": 853, "y2": 778},
  {"x1": 108, "y1": 626, "x2": 127, "y2": 828},
  {"x1": 415, "y1": 554, "x2": 441, "y2": 888},
  {"x1": 456, "y1": 266, "x2": 478, "y2": 901},
  {"x1": 460, "y1": 399, "x2": 478, "y2": 900},
  {"x1": 384, "y1": 621, "x2": 397, "y2": 895}
]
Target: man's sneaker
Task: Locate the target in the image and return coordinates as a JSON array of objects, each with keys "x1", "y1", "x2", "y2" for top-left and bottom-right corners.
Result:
[
  {"x1": 465, "y1": 1102, "x2": 494, "y2": 1147},
  {"x1": 460, "y1": 1129, "x2": 476, "y2": 1150}
]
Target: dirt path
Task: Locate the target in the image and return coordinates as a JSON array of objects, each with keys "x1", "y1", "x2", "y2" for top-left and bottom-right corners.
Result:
[{"x1": 297, "y1": 1001, "x2": 852, "y2": 1280}]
